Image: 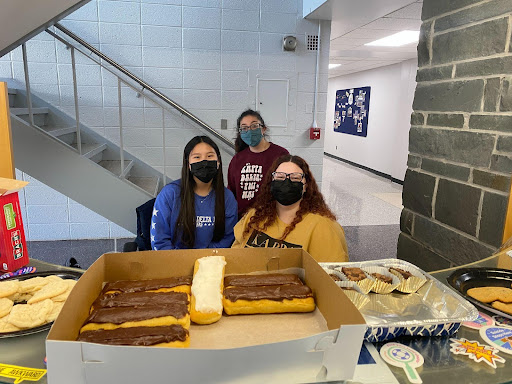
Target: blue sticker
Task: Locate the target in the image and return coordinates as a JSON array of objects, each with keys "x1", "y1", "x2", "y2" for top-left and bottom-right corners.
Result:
[{"x1": 480, "y1": 326, "x2": 512, "y2": 355}]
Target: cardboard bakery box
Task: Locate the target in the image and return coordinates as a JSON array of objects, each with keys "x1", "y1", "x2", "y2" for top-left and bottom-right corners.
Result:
[
  {"x1": 0, "y1": 177, "x2": 29, "y2": 272},
  {"x1": 46, "y1": 248, "x2": 366, "y2": 384}
]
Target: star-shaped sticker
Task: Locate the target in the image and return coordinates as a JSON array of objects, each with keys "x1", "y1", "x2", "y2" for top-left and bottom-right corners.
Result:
[
  {"x1": 450, "y1": 338, "x2": 506, "y2": 368},
  {"x1": 152, "y1": 209, "x2": 159, "y2": 217}
]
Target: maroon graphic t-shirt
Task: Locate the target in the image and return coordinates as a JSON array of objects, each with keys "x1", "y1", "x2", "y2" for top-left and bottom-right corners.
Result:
[{"x1": 228, "y1": 143, "x2": 289, "y2": 218}]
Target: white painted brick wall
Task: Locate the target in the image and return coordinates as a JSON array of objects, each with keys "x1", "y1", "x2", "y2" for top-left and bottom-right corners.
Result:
[{"x1": 1, "y1": 0, "x2": 330, "y2": 241}]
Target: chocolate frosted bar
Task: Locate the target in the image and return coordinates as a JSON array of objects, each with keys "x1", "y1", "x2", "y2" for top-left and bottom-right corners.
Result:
[
  {"x1": 224, "y1": 284, "x2": 312, "y2": 302},
  {"x1": 224, "y1": 273, "x2": 303, "y2": 287},
  {"x1": 103, "y1": 276, "x2": 192, "y2": 293},
  {"x1": 78, "y1": 325, "x2": 188, "y2": 346}
]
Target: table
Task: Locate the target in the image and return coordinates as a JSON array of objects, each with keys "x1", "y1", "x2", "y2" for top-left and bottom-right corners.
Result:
[{"x1": 1, "y1": 255, "x2": 512, "y2": 384}]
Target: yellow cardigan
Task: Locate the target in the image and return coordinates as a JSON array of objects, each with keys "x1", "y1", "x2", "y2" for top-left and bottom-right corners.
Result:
[{"x1": 232, "y1": 209, "x2": 349, "y2": 263}]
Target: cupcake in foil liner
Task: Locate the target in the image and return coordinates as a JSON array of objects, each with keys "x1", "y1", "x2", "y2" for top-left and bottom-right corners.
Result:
[
  {"x1": 335, "y1": 266, "x2": 375, "y2": 294},
  {"x1": 387, "y1": 265, "x2": 427, "y2": 293},
  {"x1": 335, "y1": 281, "x2": 369, "y2": 310},
  {"x1": 363, "y1": 266, "x2": 400, "y2": 294}
]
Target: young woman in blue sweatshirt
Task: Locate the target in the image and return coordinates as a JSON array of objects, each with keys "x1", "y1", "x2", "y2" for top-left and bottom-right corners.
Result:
[{"x1": 151, "y1": 136, "x2": 237, "y2": 250}]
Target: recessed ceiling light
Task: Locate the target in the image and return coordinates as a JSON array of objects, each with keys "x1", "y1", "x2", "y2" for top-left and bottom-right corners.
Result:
[
  {"x1": 365, "y1": 30, "x2": 419, "y2": 47},
  {"x1": 329, "y1": 64, "x2": 341, "y2": 69}
]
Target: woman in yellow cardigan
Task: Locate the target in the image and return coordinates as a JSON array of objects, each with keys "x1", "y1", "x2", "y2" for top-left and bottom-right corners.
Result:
[{"x1": 232, "y1": 155, "x2": 348, "y2": 263}]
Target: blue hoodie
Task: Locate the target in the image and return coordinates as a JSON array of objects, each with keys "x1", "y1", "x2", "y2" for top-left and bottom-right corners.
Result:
[{"x1": 151, "y1": 180, "x2": 237, "y2": 250}]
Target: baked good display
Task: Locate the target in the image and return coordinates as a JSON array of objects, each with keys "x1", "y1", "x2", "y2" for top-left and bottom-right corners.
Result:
[
  {"x1": 337, "y1": 267, "x2": 374, "y2": 294},
  {"x1": 371, "y1": 273, "x2": 393, "y2": 285},
  {"x1": 388, "y1": 266, "x2": 427, "y2": 293},
  {"x1": 222, "y1": 273, "x2": 315, "y2": 315},
  {"x1": 190, "y1": 256, "x2": 226, "y2": 325},
  {"x1": 0, "y1": 275, "x2": 77, "y2": 333},
  {"x1": 365, "y1": 267, "x2": 400, "y2": 294},
  {"x1": 79, "y1": 277, "x2": 192, "y2": 347}
]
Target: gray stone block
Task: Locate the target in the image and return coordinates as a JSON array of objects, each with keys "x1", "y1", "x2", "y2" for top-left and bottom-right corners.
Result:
[
  {"x1": 410, "y1": 112, "x2": 424, "y2": 126},
  {"x1": 416, "y1": 65, "x2": 452, "y2": 82},
  {"x1": 397, "y1": 233, "x2": 451, "y2": 272},
  {"x1": 407, "y1": 154, "x2": 422, "y2": 168},
  {"x1": 432, "y1": 18, "x2": 509, "y2": 65},
  {"x1": 422, "y1": 0, "x2": 486, "y2": 20},
  {"x1": 413, "y1": 80, "x2": 484, "y2": 112},
  {"x1": 426, "y1": 113, "x2": 464, "y2": 128},
  {"x1": 479, "y1": 192, "x2": 508, "y2": 248},
  {"x1": 409, "y1": 127, "x2": 495, "y2": 168},
  {"x1": 484, "y1": 77, "x2": 501, "y2": 112},
  {"x1": 414, "y1": 214, "x2": 495, "y2": 265},
  {"x1": 435, "y1": 178, "x2": 481, "y2": 236},
  {"x1": 417, "y1": 21, "x2": 432, "y2": 67},
  {"x1": 421, "y1": 158, "x2": 470, "y2": 181},
  {"x1": 500, "y1": 78, "x2": 512, "y2": 112},
  {"x1": 456, "y1": 56, "x2": 512, "y2": 77},
  {"x1": 434, "y1": 0, "x2": 512, "y2": 32},
  {"x1": 469, "y1": 115, "x2": 512, "y2": 133},
  {"x1": 400, "y1": 209, "x2": 414, "y2": 235},
  {"x1": 497, "y1": 136, "x2": 512, "y2": 152},
  {"x1": 491, "y1": 154, "x2": 512, "y2": 173},
  {"x1": 402, "y1": 170, "x2": 436, "y2": 217},
  {"x1": 472, "y1": 169, "x2": 511, "y2": 193}
]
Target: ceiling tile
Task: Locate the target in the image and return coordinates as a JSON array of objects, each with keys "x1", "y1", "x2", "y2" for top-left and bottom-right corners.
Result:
[
  {"x1": 385, "y1": 2, "x2": 423, "y2": 19},
  {"x1": 361, "y1": 17, "x2": 422, "y2": 31}
]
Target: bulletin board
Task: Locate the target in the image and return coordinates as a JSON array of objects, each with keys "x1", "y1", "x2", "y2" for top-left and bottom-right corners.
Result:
[{"x1": 333, "y1": 86, "x2": 371, "y2": 137}]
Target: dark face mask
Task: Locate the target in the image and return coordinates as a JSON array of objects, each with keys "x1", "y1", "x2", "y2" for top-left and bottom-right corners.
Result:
[
  {"x1": 270, "y1": 179, "x2": 304, "y2": 206},
  {"x1": 190, "y1": 160, "x2": 218, "y2": 183}
]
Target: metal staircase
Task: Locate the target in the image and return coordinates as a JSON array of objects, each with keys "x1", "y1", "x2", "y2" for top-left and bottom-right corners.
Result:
[{"x1": 5, "y1": 24, "x2": 235, "y2": 235}]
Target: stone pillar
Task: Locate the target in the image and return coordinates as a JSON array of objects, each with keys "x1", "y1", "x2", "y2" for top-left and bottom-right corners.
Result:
[{"x1": 398, "y1": 0, "x2": 512, "y2": 271}]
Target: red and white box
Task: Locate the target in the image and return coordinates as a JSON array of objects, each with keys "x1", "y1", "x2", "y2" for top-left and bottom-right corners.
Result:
[{"x1": 0, "y1": 177, "x2": 29, "y2": 272}]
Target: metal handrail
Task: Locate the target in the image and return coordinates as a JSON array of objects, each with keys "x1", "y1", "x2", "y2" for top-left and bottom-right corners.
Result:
[{"x1": 51, "y1": 23, "x2": 235, "y2": 150}]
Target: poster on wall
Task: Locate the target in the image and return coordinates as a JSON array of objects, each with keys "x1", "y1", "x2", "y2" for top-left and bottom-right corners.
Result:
[{"x1": 333, "y1": 86, "x2": 371, "y2": 137}]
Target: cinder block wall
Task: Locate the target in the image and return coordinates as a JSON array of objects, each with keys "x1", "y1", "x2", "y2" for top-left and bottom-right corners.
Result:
[
  {"x1": 0, "y1": 0, "x2": 331, "y2": 241},
  {"x1": 398, "y1": 0, "x2": 512, "y2": 271}
]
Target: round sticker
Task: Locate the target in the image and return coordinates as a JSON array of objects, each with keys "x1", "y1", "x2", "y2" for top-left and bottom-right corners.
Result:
[
  {"x1": 480, "y1": 326, "x2": 512, "y2": 355},
  {"x1": 463, "y1": 312, "x2": 494, "y2": 330},
  {"x1": 380, "y1": 342, "x2": 423, "y2": 383}
]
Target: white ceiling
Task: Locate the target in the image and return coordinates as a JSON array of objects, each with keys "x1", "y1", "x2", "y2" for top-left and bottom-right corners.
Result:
[{"x1": 307, "y1": 0, "x2": 423, "y2": 77}]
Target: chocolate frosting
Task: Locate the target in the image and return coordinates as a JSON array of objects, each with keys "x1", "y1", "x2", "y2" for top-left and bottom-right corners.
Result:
[
  {"x1": 389, "y1": 267, "x2": 412, "y2": 279},
  {"x1": 342, "y1": 267, "x2": 366, "y2": 281},
  {"x1": 78, "y1": 325, "x2": 188, "y2": 345},
  {"x1": 224, "y1": 273, "x2": 303, "y2": 287},
  {"x1": 93, "y1": 291, "x2": 189, "y2": 309},
  {"x1": 224, "y1": 284, "x2": 312, "y2": 302},
  {"x1": 85, "y1": 303, "x2": 189, "y2": 324},
  {"x1": 103, "y1": 276, "x2": 192, "y2": 293}
]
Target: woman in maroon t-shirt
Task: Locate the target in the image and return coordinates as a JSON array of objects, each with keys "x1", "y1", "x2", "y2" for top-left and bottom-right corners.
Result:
[{"x1": 228, "y1": 109, "x2": 289, "y2": 219}]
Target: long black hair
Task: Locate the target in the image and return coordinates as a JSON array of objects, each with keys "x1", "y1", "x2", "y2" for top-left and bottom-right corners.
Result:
[
  {"x1": 234, "y1": 109, "x2": 268, "y2": 153},
  {"x1": 174, "y1": 136, "x2": 226, "y2": 248}
]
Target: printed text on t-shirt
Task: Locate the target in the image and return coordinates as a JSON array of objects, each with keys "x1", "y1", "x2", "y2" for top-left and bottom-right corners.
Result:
[{"x1": 240, "y1": 163, "x2": 263, "y2": 200}]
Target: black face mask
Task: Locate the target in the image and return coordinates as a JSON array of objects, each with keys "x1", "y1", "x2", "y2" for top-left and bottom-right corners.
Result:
[
  {"x1": 270, "y1": 179, "x2": 304, "y2": 206},
  {"x1": 190, "y1": 160, "x2": 218, "y2": 183}
]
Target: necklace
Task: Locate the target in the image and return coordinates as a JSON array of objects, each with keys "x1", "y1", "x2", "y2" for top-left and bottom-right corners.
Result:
[{"x1": 198, "y1": 191, "x2": 211, "y2": 204}]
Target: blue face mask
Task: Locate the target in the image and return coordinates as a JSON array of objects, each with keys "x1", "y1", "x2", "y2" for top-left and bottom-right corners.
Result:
[{"x1": 241, "y1": 128, "x2": 263, "y2": 147}]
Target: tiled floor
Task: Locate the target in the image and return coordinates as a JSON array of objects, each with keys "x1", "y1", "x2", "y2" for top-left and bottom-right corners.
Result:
[
  {"x1": 27, "y1": 156, "x2": 403, "y2": 269},
  {"x1": 321, "y1": 156, "x2": 403, "y2": 262}
]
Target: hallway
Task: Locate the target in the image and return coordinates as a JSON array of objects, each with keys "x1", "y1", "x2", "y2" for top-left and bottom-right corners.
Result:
[{"x1": 321, "y1": 156, "x2": 402, "y2": 262}]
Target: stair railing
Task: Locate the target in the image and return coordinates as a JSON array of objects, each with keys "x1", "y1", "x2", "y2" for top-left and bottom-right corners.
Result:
[{"x1": 19, "y1": 23, "x2": 235, "y2": 188}]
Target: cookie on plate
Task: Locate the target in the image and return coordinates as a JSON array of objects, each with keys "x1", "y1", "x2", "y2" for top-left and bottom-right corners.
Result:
[{"x1": 467, "y1": 287, "x2": 512, "y2": 303}]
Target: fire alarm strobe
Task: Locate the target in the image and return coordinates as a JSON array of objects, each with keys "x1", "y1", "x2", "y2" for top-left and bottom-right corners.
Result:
[{"x1": 283, "y1": 36, "x2": 297, "y2": 51}]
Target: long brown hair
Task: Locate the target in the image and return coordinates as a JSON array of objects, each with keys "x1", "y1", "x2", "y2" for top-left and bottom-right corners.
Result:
[
  {"x1": 234, "y1": 109, "x2": 268, "y2": 153},
  {"x1": 174, "y1": 136, "x2": 226, "y2": 248},
  {"x1": 244, "y1": 155, "x2": 336, "y2": 241}
]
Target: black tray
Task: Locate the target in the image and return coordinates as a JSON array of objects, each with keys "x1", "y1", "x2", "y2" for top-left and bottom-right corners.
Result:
[
  {"x1": 0, "y1": 270, "x2": 82, "y2": 338},
  {"x1": 447, "y1": 267, "x2": 512, "y2": 320}
]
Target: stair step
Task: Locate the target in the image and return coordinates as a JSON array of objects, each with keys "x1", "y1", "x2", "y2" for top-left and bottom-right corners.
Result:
[
  {"x1": 80, "y1": 143, "x2": 107, "y2": 159},
  {"x1": 11, "y1": 107, "x2": 49, "y2": 116},
  {"x1": 128, "y1": 176, "x2": 160, "y2": 196},
  {"x1": 44, "y1": 126, "x2": 76, "y2": 138},
  {"x1": 99, "y1": 160, "x2": 134, "y2": 177}
]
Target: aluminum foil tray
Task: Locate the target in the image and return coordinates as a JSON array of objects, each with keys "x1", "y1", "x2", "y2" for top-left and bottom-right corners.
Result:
[{"x1": 320, "y1": 259, "x2": 478, "y2": 342}]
